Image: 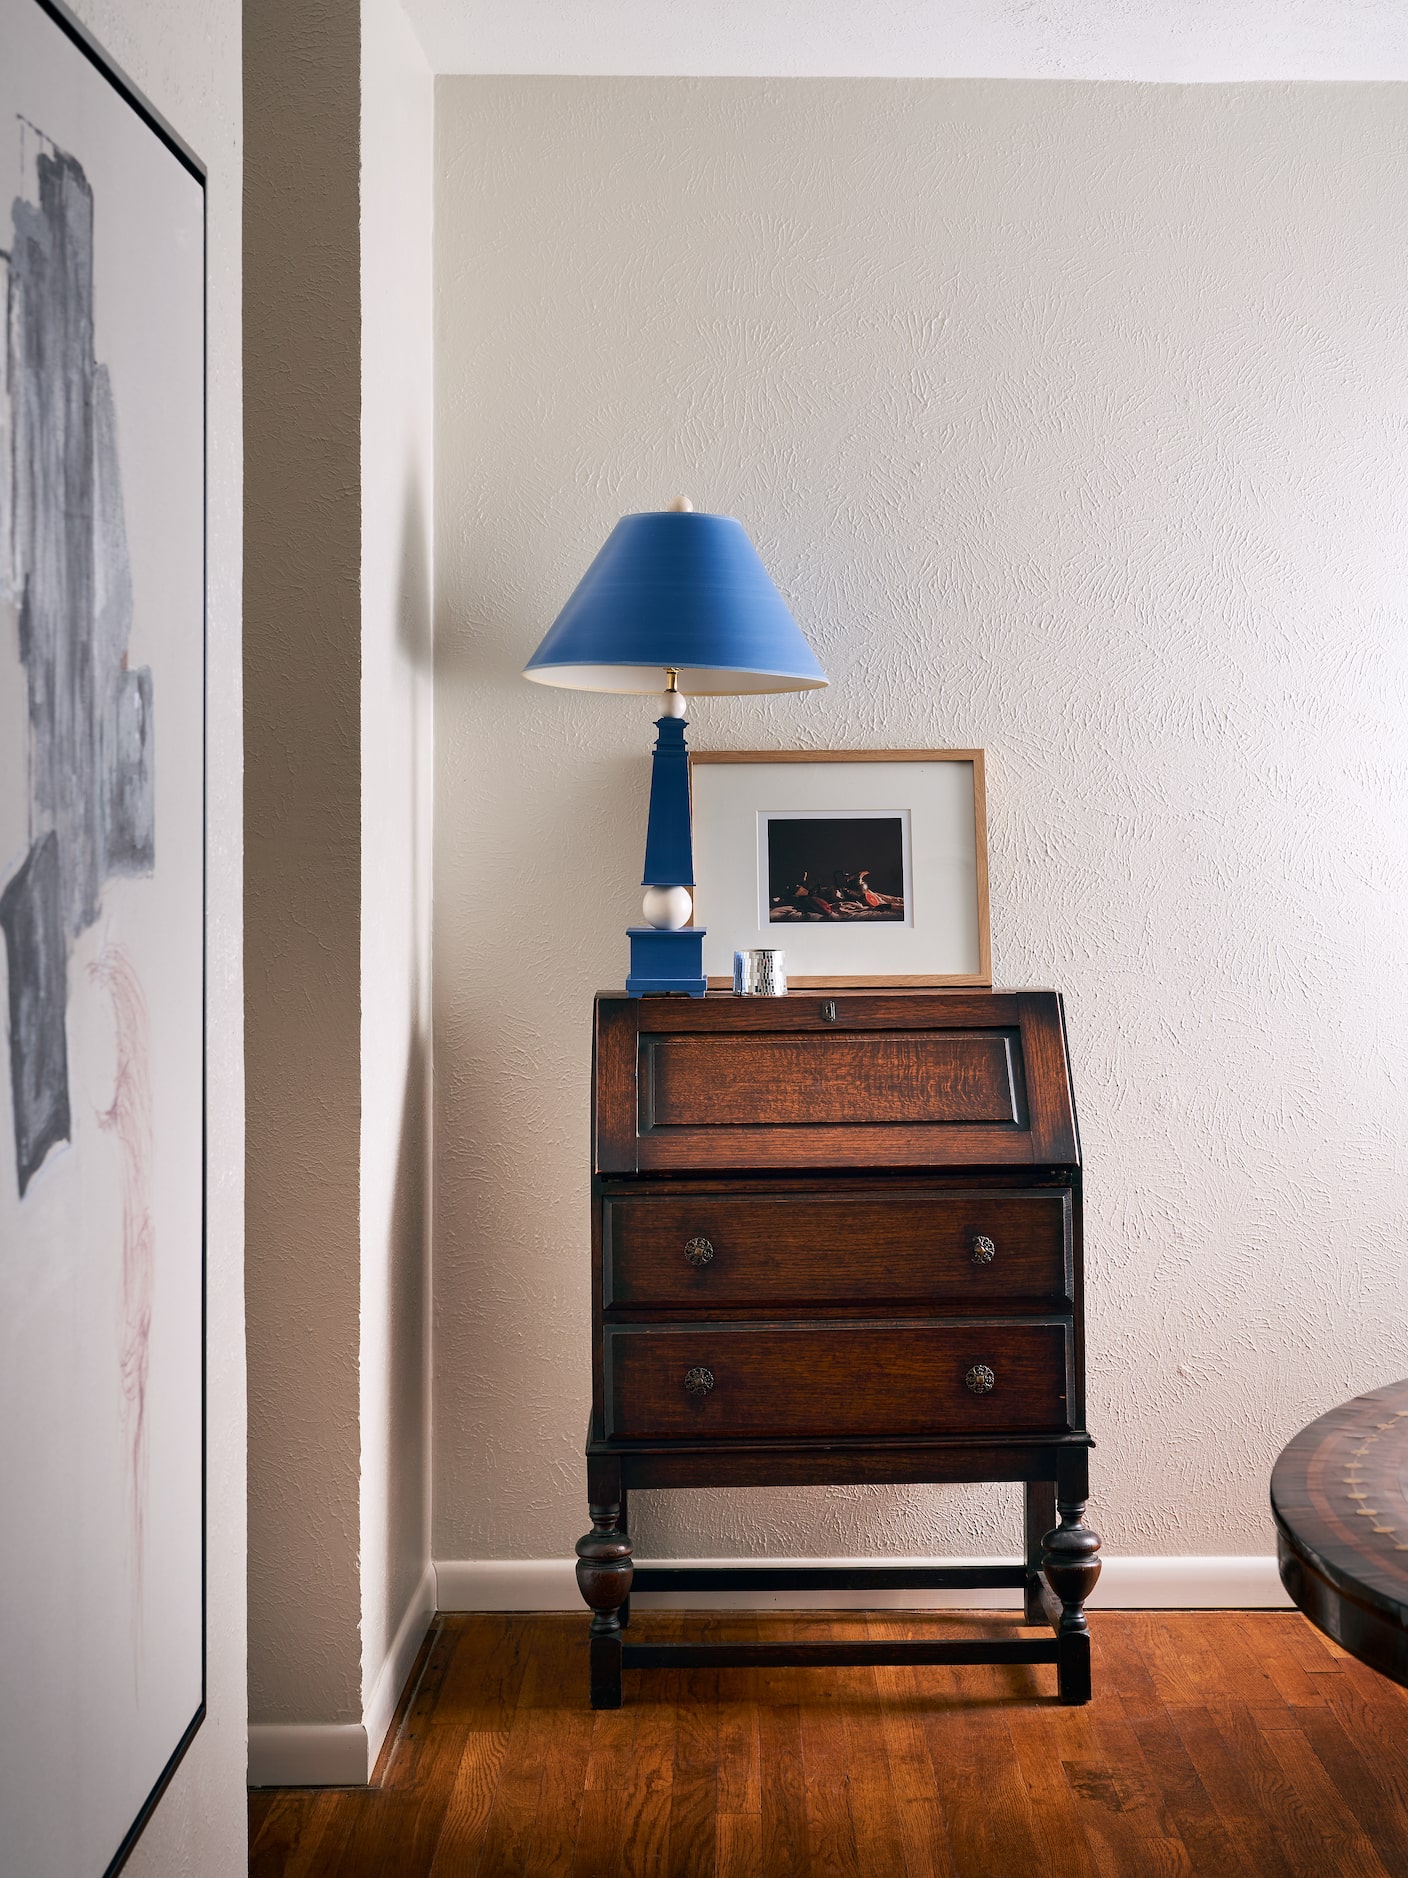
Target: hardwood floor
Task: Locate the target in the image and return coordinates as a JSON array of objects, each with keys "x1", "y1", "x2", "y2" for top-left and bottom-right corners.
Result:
[{"x1": 248, "y1": 1610, "x2": 1408, "y2": 1876}]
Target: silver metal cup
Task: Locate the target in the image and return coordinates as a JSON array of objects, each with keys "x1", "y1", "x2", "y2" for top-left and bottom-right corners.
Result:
[{"x1": 733, "y1": 948, "x2": 788, "y2": 996}]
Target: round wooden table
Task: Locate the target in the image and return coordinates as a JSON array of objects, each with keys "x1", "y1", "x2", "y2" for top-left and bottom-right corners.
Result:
[{"x1": 1272, "y1": 1377, "x2": 1408, "y2": 1687}]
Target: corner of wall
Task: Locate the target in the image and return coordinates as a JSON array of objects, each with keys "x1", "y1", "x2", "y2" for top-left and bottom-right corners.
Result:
[{"x1": 357, "y1": 0, "x2": 436, "y2": 1757}]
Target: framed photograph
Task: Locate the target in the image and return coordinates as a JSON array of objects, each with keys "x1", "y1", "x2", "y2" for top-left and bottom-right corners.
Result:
[
  {"x1": 0, "y1": 2, "x2": 206, "y2": 1873},
  {"x1": 691, "y1": 751, "x2": 990, "y2": 987}
]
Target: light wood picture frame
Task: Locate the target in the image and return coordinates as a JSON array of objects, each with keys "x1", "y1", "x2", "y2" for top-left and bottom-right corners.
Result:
[{"x1": 690, "y1": 750, "x2": 991, "y2": 988}]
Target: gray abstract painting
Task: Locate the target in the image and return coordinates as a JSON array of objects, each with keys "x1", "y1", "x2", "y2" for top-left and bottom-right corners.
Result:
[
  {"x1": 1, "y1": 134, "x2": 155, "y2": 1197},
  {"x1": 0, "y1": 3, "x2": 205, "y2": 1874}
]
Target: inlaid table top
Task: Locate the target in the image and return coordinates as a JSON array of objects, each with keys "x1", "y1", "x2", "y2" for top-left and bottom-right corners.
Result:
[{"x1": 1271, "y1": 1377, "x2": 1408, "y2": 1688}]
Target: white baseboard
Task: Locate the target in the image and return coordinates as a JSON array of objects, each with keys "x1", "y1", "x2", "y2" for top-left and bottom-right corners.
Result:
[
  {"x1": 247, "y1": 1563, "x2": 436, "y2": 1789},
  {"x1": 435, "y1": 1554, "x2": 1292, "y2": 1613},
  {"x1": 247, "y1": 1722, "x2": 371, "y2": 1789},
  {"x1": 364, "y1": 1561, "x2": 436, "y2": 1769}
]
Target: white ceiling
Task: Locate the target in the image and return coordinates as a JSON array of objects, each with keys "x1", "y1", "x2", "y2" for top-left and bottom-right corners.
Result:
[{"x1": 405, "y1": 0, "x2": 1408, "y2": 81}]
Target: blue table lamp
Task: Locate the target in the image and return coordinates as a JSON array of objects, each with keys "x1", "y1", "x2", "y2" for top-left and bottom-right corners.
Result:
[{"x1": 525, "y1": 499, "x2": 827, "y2": 996}]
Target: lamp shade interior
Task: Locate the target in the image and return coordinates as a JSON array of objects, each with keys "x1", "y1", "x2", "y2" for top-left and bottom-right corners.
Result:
[{"x1": 523, "y1": 509, "x2": 827, "y2": 696}]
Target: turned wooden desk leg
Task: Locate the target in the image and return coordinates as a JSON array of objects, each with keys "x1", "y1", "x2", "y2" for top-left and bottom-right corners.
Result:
[
  {"x1": 1025, "y1": 1479, "x2": 1057, "y2": 1625},
  {"x1": 1043, "y1": 1453, "x2": 1101, "y2": 1705},
  {"x1": 576, "y1": 1500, "x2": 633, "y2": 1709}
]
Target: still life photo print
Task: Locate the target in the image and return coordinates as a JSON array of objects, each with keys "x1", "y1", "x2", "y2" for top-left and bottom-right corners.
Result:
[
  {"x1": 693, "y1": 751, "x2": 991, "y2": 987},
  {"x1": 766, "y1": 811, "x2": 909, "y2": 924},
  {"x1": 0, "y1": 1, "x2": 206, "y2": 1873}
]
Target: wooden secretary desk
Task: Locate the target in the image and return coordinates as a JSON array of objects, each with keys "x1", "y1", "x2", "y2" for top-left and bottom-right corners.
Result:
[{"x1": 575, "y1": 988, "x2": 1100, "y2": 1707}]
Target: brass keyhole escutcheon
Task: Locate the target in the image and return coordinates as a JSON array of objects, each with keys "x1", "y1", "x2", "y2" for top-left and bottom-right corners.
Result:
[
  {"x1": 683, "y1": 1366, "x2": 715, "y2": 1397},
  {"x1": 965, "y1": 1364, "x2": 996, "y2": 1395},
  {"x1": 684, "y1": 1237, "x2": 714, "y2": 1267},
  {"x1": 971, "y1": 1234, "x2": 996, "y2": 1265}
]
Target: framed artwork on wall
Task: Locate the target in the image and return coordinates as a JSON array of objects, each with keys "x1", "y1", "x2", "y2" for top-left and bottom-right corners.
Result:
[
  {"x1": 691, "y1": 750, "x2": 991, "y2": 988},
  {"x1": 0, "y1": 1, "x2": 206, "y2": 1873}
]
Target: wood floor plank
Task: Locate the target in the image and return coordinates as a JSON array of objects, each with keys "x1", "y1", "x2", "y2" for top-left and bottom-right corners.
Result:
[
  {"x1": 1165, "y1": 1699, "x2": 1305, "y2": 1878},
  {"x1": 522, "y1": 1711, "x2": 594, "y2": 1877},
  {"x1": 667, "y1": 1656, "x2": 720, "y2": 1878},
  {"x1": 1004, "y1": 1701, "x2": 1102, "y2": 1878},
  {"x1": 719, "y1": 1810, "x2": 766, "y2": 1878},
  {"x1": 716, "y1": 1617, "x2": 761, "y2": 1817},
  {"x1": 1125, "y1": 1707, "x2": 1258, "y2": 1877},
  {"x1": 424, "y1": 1726, "x2": 514, "y2": 1875},
  {"x1": 336, "y1": 1703, "x2": 471, "y2": 1875},
  {"x1": 797, "y1": 1619, "x2": 861, "y2": 1877},
  {"x1": 1067, "y1": 1687, "x2": 1194, "y2": 1878},
  {"x1": 583, "y1": 1700, "x2": 639, "y2": 1792},
  {"x1": 1238, "y1": 1615, "x2": 1336, "y2": 1711},
  {"x1": 431, "y1": 1615, "x2": 534, "y2": 1730},
  {"x1": 868, "y1": 1664, "x2": 936, "y2": 1806},
  {"x1": 617, "y1": 1643, "x2": 678, "y2": 1878},
  {"x1": 471, "y1": 1701, "x2": 556, "y2": 1878},
  {"x1": 862, "y1": 1631, "x2": 961, "y2": 1878},
  {"x1": 516, "y1": 1615, "x2": 582, "y2": 1710},
  {"x1": 758, "y1": 1693, "x2": 811, "y2": 1878},
  {"x1": 918, "y1": 1660, "x2": 1034, "y2": 1878},
  {"x1": 894, "y1": 1798, "x2": 957, "y2": 1878},
  {"x1": 838, "y1": 1659, "x2": 907, "y2": 1878},
  {"x1": 1276, "y1": 1610, "x2": 1354, "y2": 1677},
  {"x1": 1246, "y1": 1703, "x2": 1398, "y2": 1878},
  {"x1": 432, "y1": 1620, "x2": 571, "y2": 1877},
  {"x1": 1185, "y1": 1612, "x2": 1287, "y2": 1714},
  {"x1": 1323, "y1": 1648, "x2": 1408, "y2": 1727},
  {"x1": 1141, "y1": 1613, "x2": 1248, "y2": 1712},
  {"x1": 1135, "y1": 1612, "x2": 1221, "y2": 1712},
  {"x1": 569, "y1": 1789, "x2": 624, "y2": 1878},
  {"x1": 1090, "y1": 1613, "x2": 1162, "y2": 1724},
  {"x1": 248, "y1": 1791, "x2": 359, "y2": 1878},
  {"x1": 1288, "y1": 1697, "x2": 1408, "y2": 1870},
  {"x1": 519, "y1": 1623, "x2": 597, "y2": 1877},
  {"x1": 247, "y1": 1610, "x2": 1408, "y2": 1878}
]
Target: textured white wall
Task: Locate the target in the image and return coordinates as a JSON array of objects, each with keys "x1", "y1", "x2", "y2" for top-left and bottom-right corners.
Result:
[
  {"x1": 433, "y1": 76, "x2": 1408, "y2": 1570},
  {"x1": 360, "y1": 0, "x2": 435, "y2": 1736},
  {"x1": 58, "y1": 0, "x2": 246, "y2": 1871},
  {"x1": 245, "y1": 0, "x2": 363, "y2": 1735}
]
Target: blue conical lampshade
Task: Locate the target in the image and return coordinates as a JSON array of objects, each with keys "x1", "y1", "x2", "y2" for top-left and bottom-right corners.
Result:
[{"x1": 523, "y1": 507, "x2": 827, "y2": 695}]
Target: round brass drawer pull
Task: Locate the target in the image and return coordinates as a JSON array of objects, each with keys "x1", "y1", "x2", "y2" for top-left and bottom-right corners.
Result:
[
  {"x1": 684, "y1": 1237, "x2": 715, "y2": 1267},
  {"x1": 684, "y1": 1366, "x2": 715, "y2": 1397},
  {"x1": 965, "y1": 1364, "x2": 996, "y2": 1395},
  {"x1": 971, "y1": 1234, "x2": 996, "y2": 1264}
]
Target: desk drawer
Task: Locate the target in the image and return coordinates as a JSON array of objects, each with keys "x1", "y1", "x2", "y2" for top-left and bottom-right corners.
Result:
[
  {"x1": 604, "y1": 1190, "x2": 1071, "y2": 1309},
  {"x1": 604, "y1": 1320, "x2": 1073, "y2": 1440}
]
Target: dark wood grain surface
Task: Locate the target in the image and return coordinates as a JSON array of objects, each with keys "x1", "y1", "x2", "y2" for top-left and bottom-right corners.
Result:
[
  {"x1": 604, "y1": 1436, "x2": 1082, "y2": 1491},
  {"x1": 249, "y1": 1610, "x2": 1408, "y2": 1878},
  {"x1": 644, "y1": 1031, "x2": 1023, "y2": 1128},
  {"x1": 593, "y1": 990, "x2": 1077, "y2": 1175},
  {"x1": 584, "y1": 987, "x2": 1095, "y2": 1706},
  {"x1": 604, "y1": 1189, "x2": 1071, "y2": 1310},
  {"x1": 1272, "y1": 1377, "x2": 1408, "y2": 1688},
  {"x1": 604, "y1": 1320, "x2": 1072, "y2": 1441}
]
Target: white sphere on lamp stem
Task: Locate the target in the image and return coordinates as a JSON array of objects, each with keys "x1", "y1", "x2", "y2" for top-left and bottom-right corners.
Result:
[{"x1": 642, "y1": 885, "x2": 693, "y2": 930}]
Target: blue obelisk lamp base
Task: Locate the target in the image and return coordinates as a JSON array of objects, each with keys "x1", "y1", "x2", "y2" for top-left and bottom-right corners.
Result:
[
  {"x1": 626, "y1": 926, "x2": 707, "y2": 997},
  {"x1": 626, "y1": 691, "x2": 708, "y2": 997}
]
